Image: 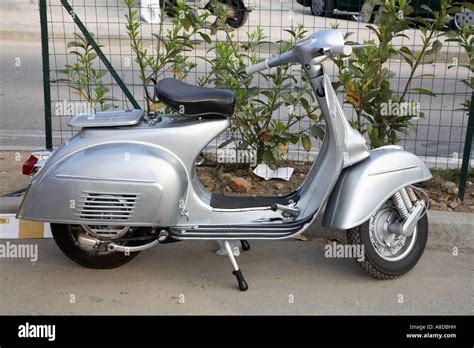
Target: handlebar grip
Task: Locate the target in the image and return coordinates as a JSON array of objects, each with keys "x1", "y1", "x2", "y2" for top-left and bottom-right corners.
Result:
[
  {"x1": 245, "y1": 60, "x2": 268, "y2": 75},
  {"x1": 330, "y1": 45, "x2": 352, "y2": 56}
]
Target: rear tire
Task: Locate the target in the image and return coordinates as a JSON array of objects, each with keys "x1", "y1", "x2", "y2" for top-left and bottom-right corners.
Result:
[
  {"x1": 225, "y1": 1, "x2": 249, "y2": 28},
  {"x1": 159, "y1": 0, "x2": 177, "y2": 17},
  {"x1": 51, "y1": 224, "x2": 140, "y2": 269},
  {"x1": 346, "y1": 208, "x2": 428, "y2": 279}
]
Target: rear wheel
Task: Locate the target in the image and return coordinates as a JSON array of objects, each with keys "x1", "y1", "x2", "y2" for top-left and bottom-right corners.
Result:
[
  {"x1": 346, "y1": 201, "x2": 428, "y2": 279},
  {"x1": 224, "y1": 0, "x2": 249, "y2": 28},
  {"x1": 51, "y1": 224, "x2": 142, "y2": 269},
  {"x1": 311, "y1": 0, "x2": 335, "y2": 17},
  {"x1": 159, "y1": 0, "x2": 178, "y2": 17}
]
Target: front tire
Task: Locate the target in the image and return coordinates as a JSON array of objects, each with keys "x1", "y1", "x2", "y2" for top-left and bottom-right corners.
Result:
[
  {"x1": 51, "y1": 224, "x2": 141, "y2": 269},
  {"x1": 346, "y1": 204, "x2": 428, "y2": 279}
]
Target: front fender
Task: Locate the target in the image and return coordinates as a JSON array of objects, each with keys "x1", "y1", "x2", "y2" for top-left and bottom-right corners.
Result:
[
  {"x1": 322, "y1": 146, "x2": 432, "y2": 230},
  {"x1": 17, "y1": 143, "x2": 188, "y2": 227}
]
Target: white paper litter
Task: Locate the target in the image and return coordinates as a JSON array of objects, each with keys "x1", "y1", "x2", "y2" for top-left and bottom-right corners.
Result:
[{"x1": 253, "y1": 164, "x2": 294, "y2": 181}]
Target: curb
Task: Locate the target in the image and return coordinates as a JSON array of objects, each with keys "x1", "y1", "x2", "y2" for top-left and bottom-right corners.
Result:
[
  {"x1": 0, "y1": 146, "x2": 45, "y2": 151},
  {"x1": 0, "y1": 213, "x2": 52, "y2": 239},
  {"x1": 1, "y1": 196, "x2": 472, "y2": 250}
]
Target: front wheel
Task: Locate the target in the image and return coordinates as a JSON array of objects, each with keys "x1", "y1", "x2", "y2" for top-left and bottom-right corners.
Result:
[
  {"x1": 346, "y1": 202, "x2": 428, "y2": 279},
  {"x1": 454, "y1": 6, "x2": 474, "y2": 30}
]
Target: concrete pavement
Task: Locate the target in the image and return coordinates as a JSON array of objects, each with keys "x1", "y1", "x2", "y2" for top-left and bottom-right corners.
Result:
[
  {"x1": 1, "y1": 187, "x2": 472, "y2": 315},
  {"x1": 0, "y1": 237, "x2": 472, "y2": 315}
]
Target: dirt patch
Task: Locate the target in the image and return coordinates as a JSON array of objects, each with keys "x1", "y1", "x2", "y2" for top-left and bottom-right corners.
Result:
[
  {"x1": 197, "y1": 161, "x2": 308, "y2": 197},
  {"x1": 197, "y1": 159, "x2": 474, "y2": 213},
  {"x1": 422, "y1": 173, "x2": 474, "y2": 213},
  {"x1": 0, "y1": 151, "x2": 31, "y2": 196}
]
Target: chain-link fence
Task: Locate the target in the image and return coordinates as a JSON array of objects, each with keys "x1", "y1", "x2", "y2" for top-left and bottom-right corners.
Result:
[{"x1": 42, "y1": 0, "x2": 472, "y2": 171}]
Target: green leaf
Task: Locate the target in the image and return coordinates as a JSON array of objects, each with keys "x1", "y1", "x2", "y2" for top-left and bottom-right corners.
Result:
[
  {"x1": 464, "y1": 2, "x2": 474, "y2": 12},
  {"x1": 67, "y1": 41, "x2": 86, "y2": 50},
  {"x1": 262, "y1": 150, "x2": 274, "y2": 165},
  {"x1": 301, "y1": 134, "x2": 312, "y2": 152},
  {"x1": 309, "y1": 125, "x2": 325, "y2": 139},
  {"x1": 413, "y1": 73, "x2": 434, "y2": 79},
  {"x1": 419, "y1": 4, "x2": 433, "y2": 14},
  {"x1": 300, "y1": 97, "x2": 311, "y2": 112},
  {"x1": 411, "y1": 88, "x2": 437, "y2": 97},
  {"x1": 399, "y1": 46, "x2": 415, "y2": 59},
  {"x1": 290, "y1": 135, "x2": 299, "y2": 144},
  {"x1": 198, "y1": 32, "x2": 212, "y2": 44},
  {"x1": 425, "y1": 40, "x2": 443, "y2": 57}
]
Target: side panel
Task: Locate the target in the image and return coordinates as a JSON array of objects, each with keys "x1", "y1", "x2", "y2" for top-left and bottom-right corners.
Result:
[
  {"x1": 17, "y1": 143, "x2": 188, "y2": 227},
  {"x1": 322, "y1": 146, "x2": 432, "y2": 230}
]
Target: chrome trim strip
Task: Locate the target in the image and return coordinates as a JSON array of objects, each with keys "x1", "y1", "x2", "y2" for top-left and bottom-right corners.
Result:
[
  {"x1": 55, "y1": 174, "x2": 155, "y2": 183},
  {"x1": 368, "y1": 165, "x2": 417, "y2": 176}
]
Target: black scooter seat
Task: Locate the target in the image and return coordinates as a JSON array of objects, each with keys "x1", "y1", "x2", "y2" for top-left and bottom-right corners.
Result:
[{"x1": 155, "y1": 78, "x2": 236, "y2": 117}]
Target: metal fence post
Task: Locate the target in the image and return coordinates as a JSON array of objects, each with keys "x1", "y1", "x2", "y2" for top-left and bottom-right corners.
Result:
[
  {"x1": 459, "y1": 92, "x2": 474, "y2": 202},
  {"x1": 39, "y1": 0, "x2": 53, "y2": 150}
]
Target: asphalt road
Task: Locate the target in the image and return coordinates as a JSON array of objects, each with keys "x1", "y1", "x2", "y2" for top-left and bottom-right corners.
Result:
[
  {"x1": 0, "y1": 37, "x2": 471, "y2": 159},
  {"x1": 0, "y1": 238, "x2": 472, "y2": 315}
]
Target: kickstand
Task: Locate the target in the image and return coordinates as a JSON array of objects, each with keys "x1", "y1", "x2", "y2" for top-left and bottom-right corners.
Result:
[
  {"x1": 224, "y1": 240, "x2": 248, "y2": 291},
  {"x1": 241, "y1": 240, "x2": 250, "y2": 251}
]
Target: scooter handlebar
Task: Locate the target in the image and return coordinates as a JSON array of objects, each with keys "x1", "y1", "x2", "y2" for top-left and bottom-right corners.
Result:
[
  {"x1": 245, "y1": 60, "x2": 269, "y2": 75},
  {"x1": 329, "y1": 45, "x2": 352, "y2": 56},
  {"x1": 245, "y1": 50, "x2": 297, "y2": 75},
  {"x1": 245, "y1": 44, "x2": 352, "y2": 75}
]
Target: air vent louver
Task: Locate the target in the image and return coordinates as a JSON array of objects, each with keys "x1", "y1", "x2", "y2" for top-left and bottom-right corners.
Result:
[{"x1": 76, "y1": 192, "x2": 138, "y2": 221}]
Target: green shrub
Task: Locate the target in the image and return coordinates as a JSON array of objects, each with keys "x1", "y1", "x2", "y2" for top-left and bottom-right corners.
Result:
[
  {"x1": 58, "y1": 33, "x2": 118, "y2": 112},
  {"x1": 333, "y1": 0, "x2": 451, "y2": 148},
  {"x1": 203, "y1": 14, "x2": 324, "y2": 165}
]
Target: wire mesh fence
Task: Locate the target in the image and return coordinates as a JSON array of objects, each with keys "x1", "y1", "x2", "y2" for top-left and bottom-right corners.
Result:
[{"x1": 44, "y1": 0, "x2": 472, "y2": 170}]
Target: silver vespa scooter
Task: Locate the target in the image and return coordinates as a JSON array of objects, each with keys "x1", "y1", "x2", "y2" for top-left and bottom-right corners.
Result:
[{"x1": 17, "y1": 29, "x2": 431, "y2": 291}]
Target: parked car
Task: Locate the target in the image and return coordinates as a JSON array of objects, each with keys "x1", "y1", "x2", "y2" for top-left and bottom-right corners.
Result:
[
  {"x1": 296, "y1": 0, "x2": 473, "y2": 28},
  {"x1": 160, "y1": 0, "x2": 255, "y2": 28}
]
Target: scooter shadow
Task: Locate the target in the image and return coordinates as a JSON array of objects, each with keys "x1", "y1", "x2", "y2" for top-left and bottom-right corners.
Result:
[{"x1": 36, "y1": 238, "x2": 385, "y2": 291}]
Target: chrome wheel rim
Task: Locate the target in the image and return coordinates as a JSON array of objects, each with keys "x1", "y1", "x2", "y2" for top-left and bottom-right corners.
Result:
[
  {"x1": 454, "y1": 7, "x2": 473, "y2": 30},
  {"x1": 311, "y1": 0, "x2": 325, "y2": 16},
  {"x1": 368, "y1": 203, "x2": 417, "y2": 262},
  {"x1": 68, "y1": 225, "x2": 130, "y2": 255}
]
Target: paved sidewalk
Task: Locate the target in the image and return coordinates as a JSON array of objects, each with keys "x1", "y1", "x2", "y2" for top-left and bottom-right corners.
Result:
[{"x1": 0, "y1": 238, "x2": 472, "y2": 315}]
